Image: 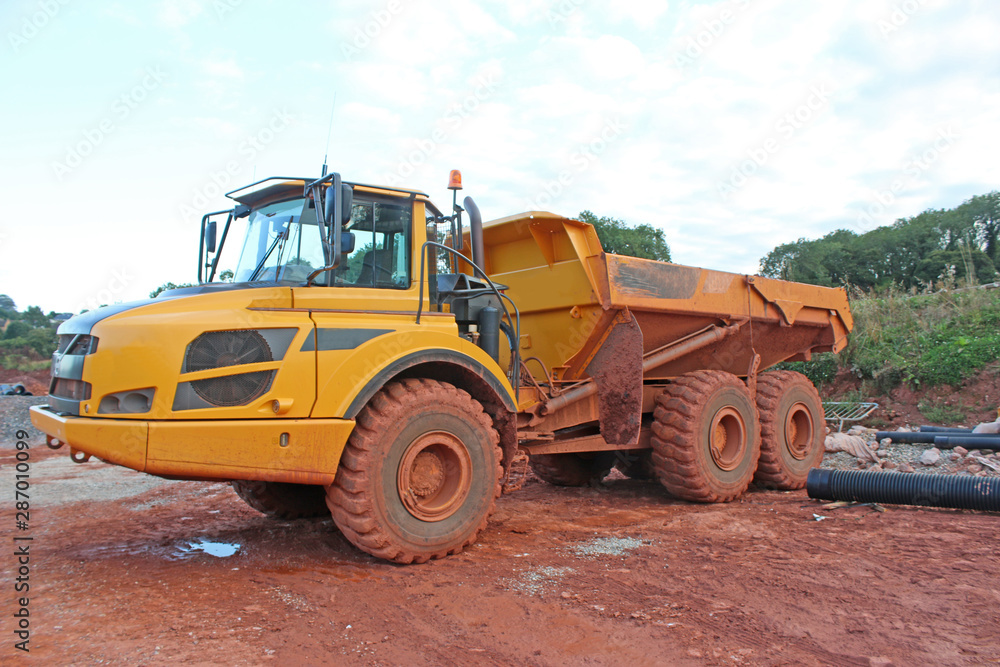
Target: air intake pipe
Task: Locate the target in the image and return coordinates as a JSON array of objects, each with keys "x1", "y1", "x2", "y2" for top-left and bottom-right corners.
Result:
[
  {"x1": 464, "y1": 196, "x2": 486, "y2": 272},
  {"x1": 807, "y1": 468, "x2": 1000, "y2": 511}
]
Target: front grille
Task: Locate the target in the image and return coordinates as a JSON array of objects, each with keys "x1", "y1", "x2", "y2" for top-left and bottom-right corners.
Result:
[
  {"x1": 50, "y1": 378, "x2": 92, "y2": 401},
  {"x1": 189, "y1": 370, "x2": 275, "y2": 407},
  {"x1": 184, "y1": 330, "x2": 272, "y2": 373}
]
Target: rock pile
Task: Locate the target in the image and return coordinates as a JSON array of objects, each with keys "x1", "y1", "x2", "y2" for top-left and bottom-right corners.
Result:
[{"x1": 821, "y1": 425, "x2": 1000, "y2": 478}]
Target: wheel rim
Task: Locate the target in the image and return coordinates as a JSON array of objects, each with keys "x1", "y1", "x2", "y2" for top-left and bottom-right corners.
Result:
[
  {"x1": 709, "y1": 406, "x2": 747, "y2": 471},
  {"x1": 397, "y1": 430, "x2": 472, "y2": 522},
  {"x1": 784, "y1": 402, "x2": 814, "y2": 460}
]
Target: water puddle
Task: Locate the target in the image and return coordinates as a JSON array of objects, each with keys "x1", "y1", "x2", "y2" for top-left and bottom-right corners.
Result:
[
  {"x1": 181, "y1": 539, "x2": 241, "y2": 558},
  {"x1": 77, "y1": 538, "x2": 243, "y2": 561}
]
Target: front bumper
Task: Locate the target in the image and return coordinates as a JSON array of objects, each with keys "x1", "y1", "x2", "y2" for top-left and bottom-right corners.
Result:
[{"x1": 29, "y1": 405, "x2": 354, "y2": 485}]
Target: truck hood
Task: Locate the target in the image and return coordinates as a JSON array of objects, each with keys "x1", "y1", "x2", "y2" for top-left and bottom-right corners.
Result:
[{"x1": 59, "y1": 283, "x2": 294, "y2": 335}]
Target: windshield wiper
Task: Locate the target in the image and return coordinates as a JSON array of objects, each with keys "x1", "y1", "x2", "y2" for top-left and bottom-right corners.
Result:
[{"x1": 248, "y1": 220, "x2": 292, "y2": 281}]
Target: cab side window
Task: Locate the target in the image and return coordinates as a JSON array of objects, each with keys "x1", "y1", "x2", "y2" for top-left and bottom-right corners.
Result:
[{"x1": 340, "y1": 198, "x2": 411, "y2": 289}]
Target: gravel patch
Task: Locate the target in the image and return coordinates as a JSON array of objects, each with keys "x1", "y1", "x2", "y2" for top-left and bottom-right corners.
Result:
[
  {"x1": 570, "y1": 536, "x2": 649, "y2": 558},
  {"x1": 0, "y1": 395, "x2": 51, "y2": 446},
  {"x1": 821, "y1": 426, "x2": 1000, "y2": 478},
  {"x1": 24, "y1": 456, "x2": 187, "y2": 507},
  {"x1": 499, "y1": 565, "x2": 575, "y2": 596}
]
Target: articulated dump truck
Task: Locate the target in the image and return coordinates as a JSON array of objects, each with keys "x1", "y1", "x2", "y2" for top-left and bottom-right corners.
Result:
[{"x1": 31, "y1": 170, "x2": 852, "y2": 563}]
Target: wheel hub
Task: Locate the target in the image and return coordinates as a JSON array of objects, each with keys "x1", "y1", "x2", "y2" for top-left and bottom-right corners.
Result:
[
  {"x1": 784, "y1": 402, "x2": 814, "y2": 460},
  {"x1": 709, "y1": 406, "x2": 747, "y2": 471},
  {"x1": 409, "y1": 451, "x2": 446, "y2": 497},
  {"x1": 398, "y1": 431, "x2": 472, "y2": 522}
]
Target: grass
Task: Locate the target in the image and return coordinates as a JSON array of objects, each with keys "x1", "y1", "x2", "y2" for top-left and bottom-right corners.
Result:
[
  {"x1": 780, "y1": 282, "x2": 1000, "y2": 393},
  {"x1": 1, "y1": 355, "x2": 50, "y2": 372},
  {"x1": 917, "y1": 399, "x2": 968, "y2": 424}
]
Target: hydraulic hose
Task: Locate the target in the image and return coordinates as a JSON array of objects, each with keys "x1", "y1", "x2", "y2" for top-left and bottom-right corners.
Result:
[{"x1": 807, "y1": 468, "x2": 1000, "y2": 511}]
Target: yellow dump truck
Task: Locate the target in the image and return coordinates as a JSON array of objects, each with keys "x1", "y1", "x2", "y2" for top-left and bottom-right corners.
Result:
[{"x1": 31, "y1": 170, "x2": 852, "y2": 563}]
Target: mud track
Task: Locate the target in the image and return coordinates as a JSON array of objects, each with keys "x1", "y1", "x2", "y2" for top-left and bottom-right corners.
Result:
[{"x1": 2, "y1": 444, "x2": 998, "y2": 665}]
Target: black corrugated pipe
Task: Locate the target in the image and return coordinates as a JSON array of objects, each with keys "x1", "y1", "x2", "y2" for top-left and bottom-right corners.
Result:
[
  {"x1": 876, "y1": 431, "x2": 1000, "y2": 450},
  {"x1": 807, "y1": 468, "x2": 1000, "y2": 511},
  {"x1": 874, "y1": 431, "x2": 938, "y2": 444},
  {"x1": 464, "y1": 196, "x2": 485, "y2": 272},
  {"x1": 933, "y1": 435, "x2": 1000, "y2": 451},
  {"x1": 919, "y1": 426, "x2": 973, "y2": 434}
]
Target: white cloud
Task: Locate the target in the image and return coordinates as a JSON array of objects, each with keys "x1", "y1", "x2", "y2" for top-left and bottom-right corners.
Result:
[
  {"x1": 4, "y1": 0, "x2": 1000, "y2": 312},
  {"x1": 156, "y1": 0, "x2": 204, "y2": 28},
  {"x1": 202, "y1": 56, "x2": 243, "y2": 80}
]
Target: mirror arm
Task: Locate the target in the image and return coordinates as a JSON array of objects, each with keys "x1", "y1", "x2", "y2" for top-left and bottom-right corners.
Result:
[
  {"x1": 208, "y1": 211, "x2": 234, "y2": 282},
  {"x1": 306, "y1": 173, "x2": 344, "y2": 285},
  {"x1": 198, "y1": 208, "x2": 231, "y2": 284}
]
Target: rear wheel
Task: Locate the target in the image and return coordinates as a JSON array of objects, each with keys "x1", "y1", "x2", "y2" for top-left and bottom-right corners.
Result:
[
  {"x1": 529, "y1": 452, "x2": 616, "y2": 486},
  {"x1": 326, "y1": 379, "x2": 502, "y2": 564},
  {"x1": 753, "y1": 371, "x2": 825, "y2": 489},
  {"x1": 230, "y1": 481, "x2": 328, "y2": 519},
  {"x1": 650, "y1": 370, "x2": 760, "y2": 503}
]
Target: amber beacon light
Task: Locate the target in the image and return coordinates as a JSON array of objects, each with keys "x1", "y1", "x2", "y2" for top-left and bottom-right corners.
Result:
[{"x1": 448, "y1": 169, "x2": 463, "y2": 190}]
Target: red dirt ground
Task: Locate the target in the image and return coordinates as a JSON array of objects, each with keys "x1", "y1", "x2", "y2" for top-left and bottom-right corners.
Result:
[
  {"x1": 0, "y1": 368, "x2": 48, "y2": 397},
  {"x1": 823, "y1": 364, "x2": 1000, "y2": 429},
  {"x1": 3, "y1": 443, "x2": 998, "y2": 665}
]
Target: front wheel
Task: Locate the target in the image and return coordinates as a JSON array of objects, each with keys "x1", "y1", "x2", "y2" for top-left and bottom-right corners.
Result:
[{"x1": 326, "y1": 379, "x2": 502, "y2": 564}]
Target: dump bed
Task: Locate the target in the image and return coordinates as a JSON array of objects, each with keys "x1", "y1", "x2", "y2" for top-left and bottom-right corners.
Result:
[{"x1": 478, "y1": 212, "x2": 852, "y2": 385}]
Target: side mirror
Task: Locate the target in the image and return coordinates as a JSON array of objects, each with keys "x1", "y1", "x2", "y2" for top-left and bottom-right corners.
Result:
[
  {"x1": 341, "y1": 231, "x2": 356, "y2": 254},
  {"x1": 205, "y1": 220, "x2": 217, "y2": 254},
  {"x1": 340, "y1": 183, "x2": 353, "y2": 224},
  {"x1": 326, "y1": 183, "x2": 353, "y2": 226}
]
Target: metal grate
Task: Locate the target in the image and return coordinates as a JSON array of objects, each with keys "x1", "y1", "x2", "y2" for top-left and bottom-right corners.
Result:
[
  {"x1": 190, "y1": 370, "x2": 274, "y2": 407},
  {"x1": 184, "y1": 330, "x2": 274, "y2": 406},
  {"x1": 822, "y1": 401, "x2": 879, "y2": 432}
]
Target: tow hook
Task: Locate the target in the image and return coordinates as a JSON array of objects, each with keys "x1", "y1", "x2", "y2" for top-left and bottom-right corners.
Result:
[
  {"x1": 46, "y1": 436, "x2": 64, "y2": 450},
  {"x1": 69, "y1": 448, "x2": 91, "y2": 463}
]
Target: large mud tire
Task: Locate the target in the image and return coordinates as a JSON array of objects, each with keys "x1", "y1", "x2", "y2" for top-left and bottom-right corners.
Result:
[
  {"x1": 651, "y1": 370, "x2": 760, "y2": 503},
  {"x1": 230, "y1": 481, "x2": 329, "y2": 519},
  {"x1": 326, "y1": 379, "x2": 502, "y2": 564},
  {"x1": 753, "y1": 370, "x2": 825, "y2": 490},
  {"x1": 529, "y1": 452, "x2": 615, "y2": 486}
]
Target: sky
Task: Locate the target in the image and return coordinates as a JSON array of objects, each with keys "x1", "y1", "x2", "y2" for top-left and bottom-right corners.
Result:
[{"x1": 1, "y1": 0, "x2": 998, "y2": 314}]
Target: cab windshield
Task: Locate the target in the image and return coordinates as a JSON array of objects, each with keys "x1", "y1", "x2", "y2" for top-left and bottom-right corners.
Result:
[
  {"x1": 232, "y1": 195, "x2": 413, "y2": 288},
  {"x1": 232, "y1": 197, "x2": 323, "y2": 284}
]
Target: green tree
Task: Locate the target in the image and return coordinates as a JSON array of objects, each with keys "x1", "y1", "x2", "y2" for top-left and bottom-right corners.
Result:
[
  {"x1": 24, "y1": 327, "x2": 58, "y2": 357},
  {"x1": 759, "y1": 191, "x2": 1000, "y2": 289},
  {"x1": 578, "y1": 211, "x2": 671, "y2": 262},
  {"x1": 21, "y1": 305, "x2": 50, "y2": 328},
  {"x1": 962, "y1": 191, "x2": 1000, "y2": 263},
  {"x1": 3, "y1": 320, "x2": 31, "y2": 340},
  {"x1": 150, "y1": 282, "x2": 195, "y2": 298},
  {"x1": 0, "y1": 294, "x2": 15, "y2": 311}
]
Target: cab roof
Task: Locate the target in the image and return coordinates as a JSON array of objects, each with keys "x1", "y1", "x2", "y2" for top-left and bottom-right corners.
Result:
[{"x1": 226, "y1": 176, "x2": 431, "y2": 209}]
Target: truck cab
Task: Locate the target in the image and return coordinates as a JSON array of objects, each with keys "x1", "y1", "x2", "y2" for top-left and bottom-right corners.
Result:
[{"x1": 31, "y1": 171, "x2": 519, "y2": 564}]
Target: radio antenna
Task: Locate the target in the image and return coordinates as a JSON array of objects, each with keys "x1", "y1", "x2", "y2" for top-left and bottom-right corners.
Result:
[{"x1": 321, "y1": 94, "x2": 337, "y2": 177}]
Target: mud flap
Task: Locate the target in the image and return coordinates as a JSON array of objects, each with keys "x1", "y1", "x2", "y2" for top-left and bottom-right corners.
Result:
[{"x1": 586, "y1": 310, "x2": 643, "y2": 445}]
